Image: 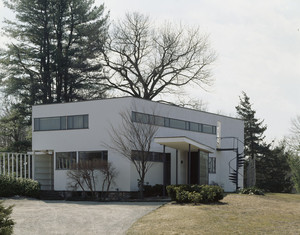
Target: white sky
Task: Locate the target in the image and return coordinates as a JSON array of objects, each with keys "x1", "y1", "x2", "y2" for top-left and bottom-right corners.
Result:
[{"x1": 1, "y1": 0, "x2": 300, "y2": 142}]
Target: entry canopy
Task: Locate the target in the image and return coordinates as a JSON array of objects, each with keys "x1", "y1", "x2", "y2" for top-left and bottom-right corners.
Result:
[{"x1": 154, "y1": 136, "x2": 215, "y2": 153}]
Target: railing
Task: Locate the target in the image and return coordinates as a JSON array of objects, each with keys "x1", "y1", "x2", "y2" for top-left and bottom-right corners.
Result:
[
  {"x1": 0, "y1": 152, "x2": 33, "y2": 179},
  {"x1": 216, "y1": 137, "x2": 244, "y2": 191}
]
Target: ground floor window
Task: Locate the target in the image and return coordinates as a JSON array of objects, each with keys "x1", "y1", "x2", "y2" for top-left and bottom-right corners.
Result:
[
  {"x1": 56, "y1": 152, "x2": 76, "y2": 169},
  {"x1": 56, "y1": 151, "x2": 108, "y2": 169},
  {"x1": 209, "y1": 157, "x2": 216, "y2": 174},
  {"x1": 199, "y1": 151, "x2": 209, "y2": 185},
  {"x1": 131, "y1": 150, "x2": 167, "y2": 162},
  {"x1": 78, "y1": 151, "x2": 108, "y2": 167}
]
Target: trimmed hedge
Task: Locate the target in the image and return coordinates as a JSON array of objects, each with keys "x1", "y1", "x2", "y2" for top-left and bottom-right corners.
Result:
[
  {"x1": 166, "y1": 184, "x2": 225, "y2": 204},
  {"x1": 0, "y1": 175, "x2": 40, "y2": 198}
]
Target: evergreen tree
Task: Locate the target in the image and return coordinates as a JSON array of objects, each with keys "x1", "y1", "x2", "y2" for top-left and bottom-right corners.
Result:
[
  {"x1": 0, "y1": 201, "x2": 14, "y2": 235},
  {"x1": 0, "y1": 100, "x2": 31, "y2": 152},
  {"x1": 0, "y1": 0, "x2": 108, "y2": 105},
  {"x1": 256, "y1": 144, "x2": 293, "y2": 192},
  {"x1": 236, "y1": 92, "x2": 267, "y2": 187}
]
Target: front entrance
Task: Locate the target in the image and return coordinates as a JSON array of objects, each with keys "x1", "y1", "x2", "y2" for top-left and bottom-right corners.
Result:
[
  {"x1": 190, "y1": 152, "x2": 199, "y2": 184},
  {"x1": 33, "y1": 152, "x2": 54, "y2": 190},
  {"x1": 188, "y1": 151, "x2": 209, "y2": 185}
]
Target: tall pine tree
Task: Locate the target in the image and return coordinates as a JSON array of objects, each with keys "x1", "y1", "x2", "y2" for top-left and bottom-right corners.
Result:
[
  {"x1": 0, "y1": 0, "x2": 108, "y2": 150},
  {"x1": 1, "y1": 0, "x2": 108, "y2": 105},
  {"x1": 236, "y1": 91, "x2": 267, "y2": 187}
]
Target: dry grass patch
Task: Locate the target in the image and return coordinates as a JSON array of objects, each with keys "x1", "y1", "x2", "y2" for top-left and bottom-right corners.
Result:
[{"x1": 127, "y1": 194, "x2": 300, "y2": 235}]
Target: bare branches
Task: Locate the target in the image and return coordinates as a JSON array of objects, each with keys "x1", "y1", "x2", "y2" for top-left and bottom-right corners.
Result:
[
  {"x1": 287, "y1": 115, "x2": 300, "y2": 154},
  {"x1": 103, "y1": 12, "x2": 216, "y2": 100},
  {"x1": 106, "y1": 109, "x2": 158, "y2": 198}
]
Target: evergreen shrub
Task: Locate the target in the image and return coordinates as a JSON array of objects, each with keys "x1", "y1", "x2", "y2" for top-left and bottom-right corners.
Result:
[
  {"x1": 166, "y1": 184, "x2": 225, "y2": 204},
  {"x1": 239, "y1": 187, "x2": 264, "y2": 195},
  {"x1": 0, "y1": 175, "x2": 40, "y2": 198},
  {"x1": 0, "y1": 201, "x2": 14, "y2": 235}
]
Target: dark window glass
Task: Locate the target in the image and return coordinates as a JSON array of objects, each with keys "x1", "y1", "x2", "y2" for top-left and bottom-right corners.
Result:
[
  {"x1": 190, "y1": 122, "x2": 199, "y2": 132},
  {"x1": 164, "y1": 118, "x2": 170, "y2": 127},
  {"x1": 34, "y1": 115, "x2": 87, "y2": 131},
  {"x1": 35, "y1": 117, "x2": 63, "y2": 131},
  {"x1": 149, "y1": 115, "x2": 155, "y2": 124},
  {"x1": 78, "y1": 151, "x2": 108, "y2": 167},
  {"x1": 185, "y1": 121, "x2": 190, "y2": 130},
  {"x1": 34, "y1": 118, "x2": 40, "y2": 131},
  {"x1": 154, "y1": 116, "x2": 164, "y2": 126},
  {"x1": 67, "y1": 115, "x2": 88, "y2": 129},
  {"x1": 169, "y1": 119, "x2": 186, "y2": 130},
  {"x1": 132, "y1": 150, "x2": 166, "y2": 162},
  {"x1": 209, "y1": 157, "x2": 216, "y2": 174},
  {"x1": 56, "y1": 152, "x2": 76, "y2": 170},
  {"x1": 131, "y1": 111, "x2": 216, "y2": 135},
  {"x1": 203, "y1": 124, "x2": 213, "y2": 134},
  {"x1": 135, "y1": 112, "x2": 149, "y2": 124},
  {"x1": 61, "y1": 116, "x2": 66, "y2": 130}
]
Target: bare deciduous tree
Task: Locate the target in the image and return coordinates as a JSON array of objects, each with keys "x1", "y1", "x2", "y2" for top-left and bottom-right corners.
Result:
[
  {"x1": 101, "y1": 162, "x2": 118, "y2": 200},
  {"x1": 67, "y1": 160, "x2": 117, "y2": 199},
  {"x1": 103, "y1": 12, "x2": 216, "y2": 100},
  {"x1": 107, "y1": 110, "x2": 158, "y2": 198},
  {"x1": 288, "y1": 115, "x2": 300, "y2": 153}
]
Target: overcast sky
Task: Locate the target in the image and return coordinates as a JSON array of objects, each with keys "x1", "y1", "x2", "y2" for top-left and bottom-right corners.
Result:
[{"x1": 1, "y1": 0, "x2": 300, "y2": 142}]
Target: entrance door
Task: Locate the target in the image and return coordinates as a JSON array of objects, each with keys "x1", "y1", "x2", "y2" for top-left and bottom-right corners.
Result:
[
  {"x1": 190, "y1": 152, "x2": 199, "y2": 184},
  {"x1": 34, "y1": 154, "x2": 54, "y2": 190},
  {"x1": 164, "y1": 153, "x2": 171, "y2": 185}
]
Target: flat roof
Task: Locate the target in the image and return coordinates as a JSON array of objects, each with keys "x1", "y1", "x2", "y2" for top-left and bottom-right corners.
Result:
[
  {"x1": 154, "y1": 136, "x2": 215, "y2": 153},
  {"x1": 32, "y1": 96, "x2": 243, "y2": 121}
]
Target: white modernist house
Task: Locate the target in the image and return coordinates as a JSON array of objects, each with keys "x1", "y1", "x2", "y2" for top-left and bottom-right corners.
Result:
[{"x1": 32, "y1": 97, "x2": 244, "y2": 193}]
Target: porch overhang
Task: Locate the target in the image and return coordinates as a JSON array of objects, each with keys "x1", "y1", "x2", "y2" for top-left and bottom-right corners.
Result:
[{"x1": 154, "y1": 136, "x2": 215, "y2": 153}]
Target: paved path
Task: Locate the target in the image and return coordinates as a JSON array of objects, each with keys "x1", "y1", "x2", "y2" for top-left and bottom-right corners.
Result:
[{"x1": 3, "y1": 198, "x2": 164, "y2": 235}]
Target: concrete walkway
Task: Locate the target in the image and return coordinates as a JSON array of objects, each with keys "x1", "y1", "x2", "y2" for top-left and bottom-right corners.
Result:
[{"x1": 3, "y1": 198, "x2": 164, "y2": 235}]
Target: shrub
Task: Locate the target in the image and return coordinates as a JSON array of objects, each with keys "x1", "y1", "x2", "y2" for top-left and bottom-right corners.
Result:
[
  {"x1": 167, "y1": 184, "x2": 225, "y2": 204},
  {"x1": 187, "y1": 191, "x2": 203, "y2": 204},
  {"x1": 0, "y1": 175, "x2": 40, "y2": 198},
  {"x1": 0, "y1": 201, "x2": 14, "y2": 235},
  {"x1": 176, "y1": 190, "x2": 190, "y2": 203},
  {"x1": 239, "y1": 187, "x2": 264, "y2": 195}
]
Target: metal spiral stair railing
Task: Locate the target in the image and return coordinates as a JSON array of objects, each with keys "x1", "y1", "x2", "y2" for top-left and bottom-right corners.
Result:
[{"x1": 217, "y1": 137, "x2": 244, "y2": 191}]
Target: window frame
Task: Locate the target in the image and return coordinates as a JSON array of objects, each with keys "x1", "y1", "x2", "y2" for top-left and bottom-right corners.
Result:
[
  {"x1": 208, "y1": 157, "x2": 216, "y2": 174},
  {"x1": 34, "y1": 114, "x2": 89, "y2": 131}
]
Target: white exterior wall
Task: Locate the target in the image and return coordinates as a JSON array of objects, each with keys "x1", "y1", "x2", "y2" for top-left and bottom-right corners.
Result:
[{"x1": 32, "y1": 97, "x2": 244, "y2": 192}]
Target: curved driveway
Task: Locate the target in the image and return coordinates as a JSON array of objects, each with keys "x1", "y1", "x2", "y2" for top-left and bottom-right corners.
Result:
[{"x1": 3, "y1": 198, "x2": 164, "y2": 235}]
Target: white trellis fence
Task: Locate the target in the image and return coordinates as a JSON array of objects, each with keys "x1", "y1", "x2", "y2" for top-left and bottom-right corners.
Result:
[{"x1": 0, "y1": 152, "x2": 33, "y2": 179}]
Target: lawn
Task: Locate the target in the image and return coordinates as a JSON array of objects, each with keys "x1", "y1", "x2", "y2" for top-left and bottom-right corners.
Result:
[{"x1": 127, "y1": 193, "x2": 300, "y2": 235}]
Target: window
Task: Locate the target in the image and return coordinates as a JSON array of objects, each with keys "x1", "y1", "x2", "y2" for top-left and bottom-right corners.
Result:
[
  {"x1": 131, "y1": 111, "x2": 216, "y2": 135},
  {"x1": 190, "y1": 122, "x2": 199, "y2": 132},
  {"x1": 209, "y1": 157, "x2": 216, "y2": 174},
  {"x1": 132, "y1": 150, "x2": 166, "y2": 162},
  {"x1": 56, "y1": 152, "x2": 76, "y2": 170},
  {"x1": 169, "y1": 119, "x2": 186, "y2": 130},
  {"x1": 34, "y1": 114, "x2": 88, "y2": 131},
  {"x1": 78, "y1": 151, "x2": 108, "y2": 166},
  {"x1": 34, "y1": 116, "x2": 66, "y2": 131},
  {"x1": 154, "y1": 116, "x2": 164, "y2": 126},
  {"x1": 67, "y1": 115, "x2": 88, "y2": 129}
]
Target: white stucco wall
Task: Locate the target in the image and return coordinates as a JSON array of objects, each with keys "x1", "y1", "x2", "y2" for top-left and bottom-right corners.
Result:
[{"x1": 32, "y1": 97, "x2": 244, "y2": 192}]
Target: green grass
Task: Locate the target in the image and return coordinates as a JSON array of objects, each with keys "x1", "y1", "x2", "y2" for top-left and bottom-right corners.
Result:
[{"x1": 127, "y1": 193, "x2": 300, "y2": 235}]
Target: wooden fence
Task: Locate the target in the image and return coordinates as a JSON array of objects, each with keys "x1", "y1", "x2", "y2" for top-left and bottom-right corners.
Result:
[{"x1": 0, "y1": 152, "x2": 33, "y2": 179}]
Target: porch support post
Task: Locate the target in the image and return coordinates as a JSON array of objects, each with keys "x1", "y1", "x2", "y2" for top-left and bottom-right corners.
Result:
[
  {"x1": 163, "y1": 145, "x2": 166, "y2": 197},
  {"x1": 176, "y1": 149, "x2": 178, "y2": 185},
  {"x1": 32, "y1": 152, "x2": 35, "y2": 180},
  {"x1": 198, "y1": 149, "x2": 200, "y2": 185},
  {"x1": 188, "y1": 144, "x2": 191, "y2": 184}
]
